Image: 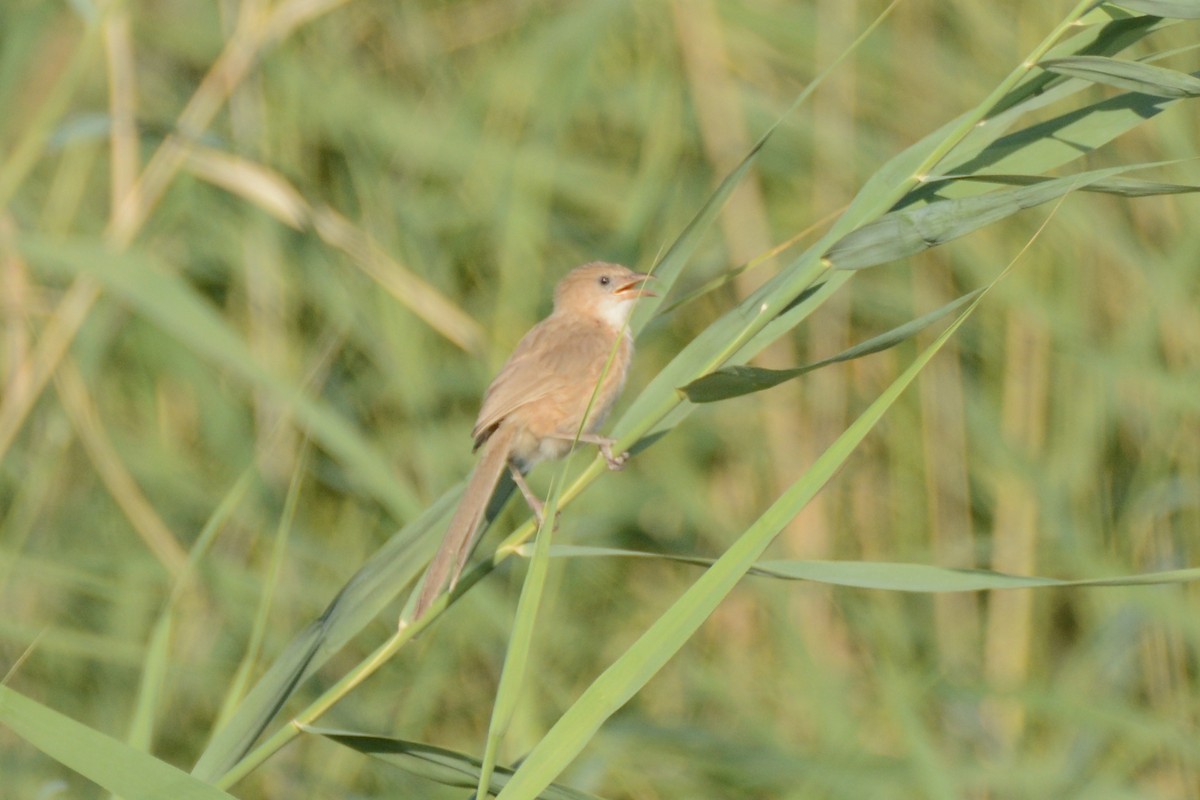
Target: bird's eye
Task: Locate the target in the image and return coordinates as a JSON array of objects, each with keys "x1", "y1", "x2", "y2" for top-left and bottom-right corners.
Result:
[{"x1": 598, "y1": 275, "x2": 611, "y2": 287}]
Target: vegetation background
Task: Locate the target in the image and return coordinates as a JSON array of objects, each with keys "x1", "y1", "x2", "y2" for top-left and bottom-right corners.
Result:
[{"x1": 1, "y1": 0, "x2": 1198, "y2": 798}]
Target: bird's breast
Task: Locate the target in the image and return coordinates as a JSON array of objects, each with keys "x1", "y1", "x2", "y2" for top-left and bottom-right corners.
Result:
[{"x1": 497, "y1": 322, "x2": 632, "y2": 467}]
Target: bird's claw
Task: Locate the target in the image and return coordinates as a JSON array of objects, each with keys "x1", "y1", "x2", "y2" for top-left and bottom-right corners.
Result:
[{"x1": 601, "y1": 445, "x2": 629, "y2": 471}]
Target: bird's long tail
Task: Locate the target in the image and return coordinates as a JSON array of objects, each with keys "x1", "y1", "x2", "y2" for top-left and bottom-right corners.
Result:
[{"x1": 411, "y1": 423, "x2": 517, "y2": 620}]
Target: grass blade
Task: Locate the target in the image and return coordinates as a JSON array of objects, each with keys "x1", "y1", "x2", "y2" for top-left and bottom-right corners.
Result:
[
  {"x1": 532, "y1": 546, "x2": 1200, "y2": 592},
  {"x1": 934, "y1": 90, "x2": 1183, "y2": 185},
  {"x1": 476, "y1": 491, "x2": 561, "y2": 798},
  {"x1": 125, "y1": 472, "x2": 255, "y2": 757},
  {"x1": 0, "y1": 686, "x2": 236, "y2": 800},
  {"x1": 928, "y1": 173, "x2": 1200, "y2": 196},
  {"x1": 1115, "y1": 0, "x2": 1200, "y2": 19},
  {"x1": 825, "y1": 164, "x2": 1148, "y2": 270},
  {"x1": 1039, "y1": 56, "x2": 1200, "y2": 97},
  {"x1": 681, "y1": 288, "x2": 986, "y2": 402},
  {"x1": 983, "y1": 14, "x2": 1171, "y2": 121},
  {"x1": 210, "y1": 452, "x2": 309, "y2": 733},
  {"x1": 751, "y1": 561, "x2": 1200, "y2": 590},
  {"x1": 303, "y1": 727, "x2": 604, "y2": 800}
]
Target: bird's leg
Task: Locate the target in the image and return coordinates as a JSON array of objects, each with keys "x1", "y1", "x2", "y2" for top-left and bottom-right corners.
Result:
[
  {"x1": 508, "y1": 462, "x2": 557, "y2": 529},
  {"x1": 544, "y1": 433, "x2": 628, "y2": 470},
  {"x1": 556, "y1": 433, "x2": 629, "y2": 471}
]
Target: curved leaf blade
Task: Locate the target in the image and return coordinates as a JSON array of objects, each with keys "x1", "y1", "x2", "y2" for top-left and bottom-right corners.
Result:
[
  {"x1": 929, "y1": 173, "x2": 1200, "y2": 197},
  {"x1": 1040, "y1": 56, "x2": 1200, "y2": 97},
  {"x1": 936, "y1": 90, "x2": 1180, "y2": 183},
  {"x1": 1113, "y1": 0, "x2": 1200, "y2": 19},
  {"x1": 0, "y1": 686, "x2": 236, "y2": 800},
  {"x1": 681, "y1": 288, "x2": 985, "y2": 402},
  {"x1": 530, "y1": 546, "x2": 1200, "y2": 592},
  {"x1": 751, "y1": 560, "x2": 1200, "y2": 590},
  {"x1": 304, "y1": 727, "x2": 604, "y2": 800},
  {"x1": 825, "y1": 165, "x2": 1134, "y2": 270}
]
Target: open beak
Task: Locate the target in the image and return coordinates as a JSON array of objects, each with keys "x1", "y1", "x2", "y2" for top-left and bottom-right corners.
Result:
[{"x1": 614, "y1": 272, "x2": 657, "y2": 298}]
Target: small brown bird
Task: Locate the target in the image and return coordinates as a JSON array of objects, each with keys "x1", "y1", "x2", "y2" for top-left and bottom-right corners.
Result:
[{"x1": 411, "y1": 262, "x2": 655, "y2": 619}]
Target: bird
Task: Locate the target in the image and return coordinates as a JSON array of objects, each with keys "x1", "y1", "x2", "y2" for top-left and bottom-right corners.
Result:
[{"x1": 410, "y1": 262, "x2": 655, "y2": 621}]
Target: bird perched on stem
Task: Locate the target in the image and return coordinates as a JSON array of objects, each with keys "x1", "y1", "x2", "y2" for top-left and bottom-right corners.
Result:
[{"x1": 410, "y1": 262, "x2": 655, "y2": 620}]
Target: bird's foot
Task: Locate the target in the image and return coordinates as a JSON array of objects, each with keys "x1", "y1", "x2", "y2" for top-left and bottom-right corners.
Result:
[{"x1": 599, "y1": 442, "x2": 629, "y2": 472}]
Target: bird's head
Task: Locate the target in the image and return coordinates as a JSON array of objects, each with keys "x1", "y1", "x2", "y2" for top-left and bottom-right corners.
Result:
[{"x1": 552, "y1": 262, "x2": 656, "y2": 329}]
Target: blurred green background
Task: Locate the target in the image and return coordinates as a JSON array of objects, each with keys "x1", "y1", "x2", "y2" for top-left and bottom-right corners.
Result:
[{"x1": 2, "y1": 0, "x2": 1199, "y2": 797}]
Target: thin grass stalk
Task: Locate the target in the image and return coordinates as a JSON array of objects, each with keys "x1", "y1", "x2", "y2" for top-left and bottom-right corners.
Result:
[
  {"x1": 53, "y1": 359, "x2": 189, "y2": 579},
  {"x1": 211, "y1": 448, "x2": 310, "y2": 732},
  {"x1": 117, "y1": 469, "x2": 254, "y2": 786},
  {"x1": 0, "y1": 17, "x2": 101, "y2": 210},
  {"x1": 102, "y1": 2, "x2": 137, "y2": 214},
  {"x1": 915, "y1": 268, "x2": 980, "y2": 675},
  {"x1": 0, "y1": 16, "x2": 104, "y2": 465},
  {"x1": 784, "y1": 0, "x2": 860, "y2": 674},
  {"x1": 475, "y1": 495, "x2": 559, "y2": 799},
  {"x1": 982, "y1": 298, "x2": 1051, "y2": 745}
]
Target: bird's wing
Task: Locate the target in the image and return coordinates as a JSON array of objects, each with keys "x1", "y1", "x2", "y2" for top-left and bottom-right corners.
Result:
[{"x1": 471, "y1": 317, "x2": 612, "y2": 444}]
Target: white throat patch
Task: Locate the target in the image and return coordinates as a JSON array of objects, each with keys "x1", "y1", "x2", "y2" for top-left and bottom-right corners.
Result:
[{"x1": 598, "y1": 297, "x2": 636, "y2": 330}]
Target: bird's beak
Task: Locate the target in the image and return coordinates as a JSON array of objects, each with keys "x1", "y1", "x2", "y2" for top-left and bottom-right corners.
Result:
[{"x1": 614, "y1": 272, "x2": 657, "y2": 298}]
